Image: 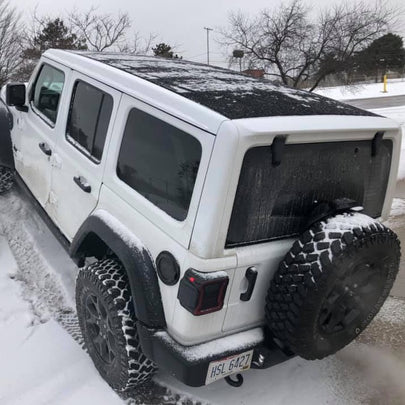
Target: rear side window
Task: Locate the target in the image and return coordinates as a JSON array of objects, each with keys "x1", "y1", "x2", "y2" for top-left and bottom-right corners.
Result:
[
  {"x1": 32, "y1": 64, "x2": 65, "y2": 124},
  {"x1": 117, "y1": 108, "x2": 202, "y2": 221},
  {"x1": 66, "y1": 80, "x2": 113, "y2": 162}
]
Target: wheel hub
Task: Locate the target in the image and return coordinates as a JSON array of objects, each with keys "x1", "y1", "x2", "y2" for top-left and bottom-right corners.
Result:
[
  {"x1": 84, "y1": 293, "x2": 117, "y2": 364},
  {"x1": 318, "y1": 262, "x2": 383, "y2": 335}
]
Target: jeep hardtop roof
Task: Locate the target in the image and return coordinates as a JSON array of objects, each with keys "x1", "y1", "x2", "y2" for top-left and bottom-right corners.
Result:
[
  {"x1": 44, "y1": 49, "x2": 375, "y2": 134},
  {"x1": 76, "y1": 51, "x2": 373, "y2": 120}
]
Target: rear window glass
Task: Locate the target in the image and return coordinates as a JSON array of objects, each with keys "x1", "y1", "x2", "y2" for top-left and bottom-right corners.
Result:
[
  {"x1": 117, "y1": 108, "x2": 202, "y2": 221},
  {"x1": 226, "y1": 140, "x2": 392, "y2": 247},
  {"x1": 66, "y1": 80, "x2": 113, "y2": 161}
]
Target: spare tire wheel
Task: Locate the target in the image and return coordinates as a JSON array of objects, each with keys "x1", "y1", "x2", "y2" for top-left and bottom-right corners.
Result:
[{"x1": 265, "y1": 212, "x2": 400, "y2": 360}]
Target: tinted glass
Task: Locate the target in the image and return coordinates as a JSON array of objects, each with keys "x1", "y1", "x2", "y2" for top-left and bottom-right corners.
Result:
[
  {"x1": 117, "y1": 108, "x2": 202, "y2": 221},
  {"x1": 226, "y1": 140, "x2": 392, "y2": 247},
  {"x1": 32, "y1": 64, "x2": 65, "y2": 124},
  {"x1": 66, "y1": 81, "x2": 113, "y2": 161}
]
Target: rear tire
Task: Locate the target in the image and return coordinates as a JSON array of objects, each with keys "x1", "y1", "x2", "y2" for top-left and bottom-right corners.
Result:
[
  {"x1": 0, "y1": 166, "x2": 14, "y2": 194},
  {"x1": 265, "y1": 213, "x2": 400, "y2": 360},
  {"x1": 76, "y1": 258, "x2": 156, "y2": 392}
]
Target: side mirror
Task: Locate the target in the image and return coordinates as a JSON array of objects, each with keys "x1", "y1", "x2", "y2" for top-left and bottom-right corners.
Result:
[{"x1": 6, "y1": 83, "x2": 28, "y2": 112}]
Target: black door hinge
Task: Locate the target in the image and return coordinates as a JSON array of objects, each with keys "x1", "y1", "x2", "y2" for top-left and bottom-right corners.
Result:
[
  {"x1": 371, "y1": 131, "x2": 384, "y2": 157},
  {"x1": 271, "y1": 135, "x2": 287, "y2": 166}
]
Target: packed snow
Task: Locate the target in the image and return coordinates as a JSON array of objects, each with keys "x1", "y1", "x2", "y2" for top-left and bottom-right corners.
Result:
[{"x1": 0, "y1": 197, "x2": 123, "y2": 405}]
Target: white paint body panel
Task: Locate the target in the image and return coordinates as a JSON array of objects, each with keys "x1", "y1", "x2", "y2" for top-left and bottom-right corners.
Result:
[
  {"x1": 14, "y1": 59, "x2": 71, "y2": 209},
  {"x1": 48, "y1": 72, "x2": 122, "y2": 240}
]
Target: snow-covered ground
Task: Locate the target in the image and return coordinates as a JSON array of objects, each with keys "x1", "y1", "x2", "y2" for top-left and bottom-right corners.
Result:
[
  {"x1": 1, "y1": 187, "x2": 405, "y2": 405},
  {"x1": 315, "y1": 78, "x2": 405, "y2": 100},
  {"x1": 0, "y1": 193, "x2": 123, "y2": 405}
]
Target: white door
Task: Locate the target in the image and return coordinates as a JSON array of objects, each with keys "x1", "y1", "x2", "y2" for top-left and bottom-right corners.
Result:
[
  {"x1": 17, "y1": 61, "x2": 70, "y2": 207},
  {"x1": 48, "y1": 72, "x2": 121, "y2": 241}
]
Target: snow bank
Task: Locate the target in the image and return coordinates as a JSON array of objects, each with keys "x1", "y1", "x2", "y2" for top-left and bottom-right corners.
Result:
[{"x1": 315, "y1": 79, "x2": 405, "y2": 100}]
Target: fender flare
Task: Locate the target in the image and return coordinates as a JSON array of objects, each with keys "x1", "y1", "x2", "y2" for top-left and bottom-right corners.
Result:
[
  {"x1": 0, "y1": 100, "x2": 14, "y2": 169},
  {"x1": 70, "y1": 212, "x2": 166, "y2": 329}
]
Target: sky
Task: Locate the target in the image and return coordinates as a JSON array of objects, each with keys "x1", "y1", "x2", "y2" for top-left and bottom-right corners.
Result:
[{"x1": 12, "y1": 0, "x2": 405, "y2": 67}]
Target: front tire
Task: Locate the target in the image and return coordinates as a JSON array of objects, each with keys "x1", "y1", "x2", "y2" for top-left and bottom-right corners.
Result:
[
  {"x1": 0, "y1": 166, "x2": 14, "y2": 194},
  {"x1": 76, "y1": 258, "x2": 156, "y2": 392}
]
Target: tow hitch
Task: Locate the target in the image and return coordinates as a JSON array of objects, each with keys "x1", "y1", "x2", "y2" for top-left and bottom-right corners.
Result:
[{"x1": 225, "y1": 374, "x2": 244, "y2": 387}]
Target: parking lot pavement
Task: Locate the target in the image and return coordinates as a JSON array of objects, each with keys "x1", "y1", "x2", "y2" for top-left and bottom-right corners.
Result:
[{"x1": 345, "y1": 95, "x2": 405, "y2": 110}]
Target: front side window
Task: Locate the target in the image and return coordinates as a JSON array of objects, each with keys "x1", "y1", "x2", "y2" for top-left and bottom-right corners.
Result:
[
  {"x1": 117, "y1": 108, "x2": 202, "y2": 221},
  {"x1": 66, "y1": 80, "x2": 113, "y2": 162},
  {"x1": 32, "y1": 64, "x2": 65, "y2": 124}
]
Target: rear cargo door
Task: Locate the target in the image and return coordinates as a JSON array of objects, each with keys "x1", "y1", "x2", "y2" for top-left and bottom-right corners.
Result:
[{"x1": 222, "y1": 139, "x2": 393, "y2": 333}]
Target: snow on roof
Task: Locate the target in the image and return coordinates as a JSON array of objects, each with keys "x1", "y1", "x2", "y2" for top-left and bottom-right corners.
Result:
[{"x1": 75, "y1": 51, "x2": 375, "y2": 120}]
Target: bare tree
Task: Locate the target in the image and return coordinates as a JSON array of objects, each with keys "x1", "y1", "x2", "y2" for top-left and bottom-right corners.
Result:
[
  {"x1": 69, "y1": 7, "x2": 130, "y2": 52},
  {"x1": 13, "y1": 10, "x2": 87, "y2": 82},
  {"x1": 219, "y1": 0, "x2": 400, "y2": 90},
  {"x1": 118, "y1": 32, "x2": 157, "y2": 55},
  {"x1": 0, "y1": 0, "x2": 23, "y2": 86}
]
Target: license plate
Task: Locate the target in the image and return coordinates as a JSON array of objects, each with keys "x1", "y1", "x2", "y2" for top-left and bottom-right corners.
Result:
[{"x1": 205, "y1": 350, "x2": 253, "y2": 385}]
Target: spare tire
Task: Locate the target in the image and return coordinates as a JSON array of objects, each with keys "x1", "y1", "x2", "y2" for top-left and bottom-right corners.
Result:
[{"x1": 265, "y1": 212, "x2": 400, "y2": 360}]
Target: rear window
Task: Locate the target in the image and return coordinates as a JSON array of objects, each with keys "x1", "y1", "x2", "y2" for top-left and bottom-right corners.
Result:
[
  {"x1": 117, "y1": 108, "x2": 202, "y2": 221},
  {"x1": 226, "y1": 140, "x2": 392, "y2": 247},
  {"x1": 66, "y1": 80, "x2": 113, "y2": 162}
]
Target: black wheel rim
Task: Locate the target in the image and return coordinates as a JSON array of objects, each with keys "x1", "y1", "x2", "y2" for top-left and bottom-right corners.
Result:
[
  {"x1": 84, "y1": 293, "x2": 117, "y2": 364},
  {"x1": 318, "y1": 261, "x2": 385, "y2": 335}
]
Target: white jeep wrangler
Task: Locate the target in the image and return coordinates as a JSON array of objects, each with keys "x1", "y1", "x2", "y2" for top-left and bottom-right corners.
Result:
[{"x1": 0, "y1": 49, "x2": 401, "y2": 391}]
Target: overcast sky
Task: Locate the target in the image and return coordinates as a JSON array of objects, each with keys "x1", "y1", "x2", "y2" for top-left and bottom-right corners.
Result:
[{"x1": 13, "y1": 0, "x2": 404, "y2": 66}]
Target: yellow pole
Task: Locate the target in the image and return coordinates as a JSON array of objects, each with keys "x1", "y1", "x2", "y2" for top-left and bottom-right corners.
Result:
[{"x1": 383, "y1": 74, "x2": 388, "y2": 93}]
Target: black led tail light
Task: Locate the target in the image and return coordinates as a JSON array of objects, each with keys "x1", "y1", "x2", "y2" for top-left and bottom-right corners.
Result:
[{"x1": 177, "y1": 269, "x2": 229, "y2": 316}]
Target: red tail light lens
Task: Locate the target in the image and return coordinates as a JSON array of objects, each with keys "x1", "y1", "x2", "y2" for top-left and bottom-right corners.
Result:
[{"x1": 177, "y1": 269, "x2": 229, "y2": 316}]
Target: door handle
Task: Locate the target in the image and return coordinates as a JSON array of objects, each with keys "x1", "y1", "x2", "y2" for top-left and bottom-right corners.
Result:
[
  {"x1": 38, "y1": 142, "x2": 52, "y2": 156},
  {"x1": 73, "y1": 176, "x2": 91, "y2": 193},
  {"x1": 240, "y1": 267, "x2": 258, "y2": 302}
]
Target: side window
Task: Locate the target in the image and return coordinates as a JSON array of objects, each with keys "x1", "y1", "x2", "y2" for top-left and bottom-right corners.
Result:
[
  {"x1": 32, "y1": 64, "x2": 65, "y2": 124},
  {"x1": 117, "y1": 108, "x2": 202, "y2": 221},
  {"x1": 66, "y1": 80, "x2": 113, "y2": 162}
]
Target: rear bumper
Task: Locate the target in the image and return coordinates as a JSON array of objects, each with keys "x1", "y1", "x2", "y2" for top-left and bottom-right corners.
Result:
[{"x1": 137, "y1": 323, "x2": 294, "y2": 387}]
